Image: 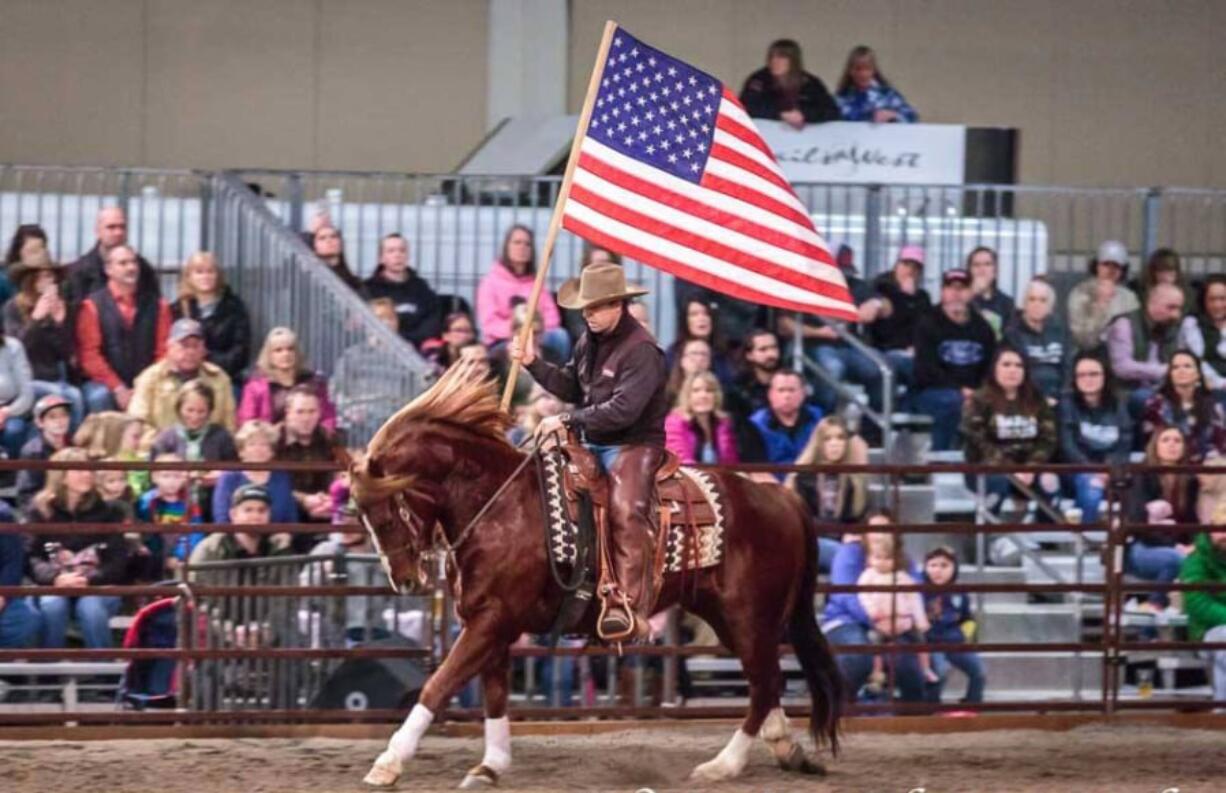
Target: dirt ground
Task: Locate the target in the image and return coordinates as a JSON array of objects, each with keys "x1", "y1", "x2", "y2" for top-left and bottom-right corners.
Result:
[{"x1": 2, "y1": 723, "x2": 1223, "y2": 793}]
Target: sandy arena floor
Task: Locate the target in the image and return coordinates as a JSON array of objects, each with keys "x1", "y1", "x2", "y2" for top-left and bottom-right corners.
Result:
[{"x1": 2, "y1": 723, "x2": 1223, "y2": 792}]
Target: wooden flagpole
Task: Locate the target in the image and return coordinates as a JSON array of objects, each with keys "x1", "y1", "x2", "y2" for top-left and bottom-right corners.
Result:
[{"x1": 499, "y1": 20, "x2": 620, "y2": 412}]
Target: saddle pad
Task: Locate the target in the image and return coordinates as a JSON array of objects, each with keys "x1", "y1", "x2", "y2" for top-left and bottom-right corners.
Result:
[{"x1": 541, "y1": 455, "x2": 725, "y2": 574}]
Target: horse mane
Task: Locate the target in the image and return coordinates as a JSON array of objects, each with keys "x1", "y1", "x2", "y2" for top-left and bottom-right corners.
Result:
[{"x1": 351, "y1": 359, "x2": 515, "y2": 505}]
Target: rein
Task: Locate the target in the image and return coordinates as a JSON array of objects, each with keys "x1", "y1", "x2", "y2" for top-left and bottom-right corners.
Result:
[{"x1": 436, "y1": 442, "x2": 540, "y2": 558}]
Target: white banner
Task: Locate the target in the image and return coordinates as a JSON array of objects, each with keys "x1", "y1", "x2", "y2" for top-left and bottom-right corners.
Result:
[{"x1": 758, "y1": 121, "x2": 967, "y2": 185}]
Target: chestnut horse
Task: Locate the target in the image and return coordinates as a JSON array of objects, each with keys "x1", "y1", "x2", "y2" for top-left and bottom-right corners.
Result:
[{"x1": 347, "y1": 362, "x2": 841, "y2": 788}]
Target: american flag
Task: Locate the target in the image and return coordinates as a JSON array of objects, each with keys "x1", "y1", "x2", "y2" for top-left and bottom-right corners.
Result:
[{"x1": 561, "y1": 26, "x2": 857, "y2": 321}]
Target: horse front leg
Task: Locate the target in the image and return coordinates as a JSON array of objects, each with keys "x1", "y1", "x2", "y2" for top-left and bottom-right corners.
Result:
[
  {"x1": 363, "y1": 621, "x2": 502, "y2": 788},
  {"x1": 459, "y1": 645, "x2": 512, "y2": 789}
]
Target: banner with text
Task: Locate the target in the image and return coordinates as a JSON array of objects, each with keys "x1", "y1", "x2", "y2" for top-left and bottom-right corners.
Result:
[{"x1": 758, "y1": 121, "x2": 966, "y2": 185}]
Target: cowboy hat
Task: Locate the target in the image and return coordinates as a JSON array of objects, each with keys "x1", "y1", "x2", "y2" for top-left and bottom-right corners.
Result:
[
  {"x1": 556, "y1": 262, "x2": 647, "y2": 310},
  {"x1": 8, "y1": 249, "x2": 64, "y2": 285}
]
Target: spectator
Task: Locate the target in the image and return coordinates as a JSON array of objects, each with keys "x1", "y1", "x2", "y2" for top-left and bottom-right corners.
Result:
[
  {"x1": 76, "y1": 244, "x2": 171, "y2": 412},
  {"x1": 276, "y1": 387, "x2": 339, "y2": 528},
  {"x1": 967, "y1": 246, "x2": 1015, "y2": 337},
  {"x1": 3, "y1": 249, "x2": 84, "y2": 427},
  {"x1": 1178, "y1": 507, "x2": 1226, "y2": 703},
  {"x1": 0, "y1": 328, "x2": 35, "y2": 457},
  {"x1": 913, "y1": 269, "x2": 996, "y2": 451},
  {"x1": 74, "y1": 410, "x2": 151, "y2": 497},
  {"x1": 666, "y1": 299, "x2": 734, "y2": 385},
  {"x1": 1067, "y1": 240, "x2": 1140, "y2": 352},
  {"x1": 1141, "y1": 350, "x2": 1226, "y2": 462},
  {"x1": 65, "y1": 207, "x2": 160, "y2": 302},
  {"x1": 26, "y1": 448, "x2": 130, "y2": 648},
  {"x1": 749, "y1": 370, "x2": 822, "y2": 479},
  {"x1": 362, "y1": 233, "x2": 441, "y2": 349},
  {"x1": 212, "y1": 421, "x2": 298, "y2": 524},
  {"x1": 189, "y1": 484, "x2": 292, "y2": 572},
  {"x1": 664, "y1": 371, "x2": 739, "y2": 465},
  {"x1": 739, "y1": 38, "x2": 840, "y2": 127},
  {"x1": 311, "y1": 225, "x2": 362, "y2": 291},
  {"x1": 15, "y1": 395, "x2": 74, "y2": 513},
  {"x1": 1105, "y1": 282, "x2": 1185, "y2": 418},
  {"x1": 922, "y1": 546, "x2": 986, "y2": 704},
  {"x1": 1003, "y1": 277, "x2": 1068, "y2": 403},
  {"x1": 95, "y1": 456, "x2": 137, "y2": 518},
  {"x1": 495, "y1": 303, "x2": 553, "y2": 408},
  {"x1": 508, "y1": 384, "x2": 570, "y2": 448},
  {"x1": 1124, "y1": 426, "x2": 1197, "y2": 612},
  {"x1": 238, "y1": 327, "x2": 337, "y2": 431},
  {"x1": 476, "y1": 225, "x2": 569, "y2": 360},
  {"x1": 149, "y1": 379, "x2": 238, "y2": 521},
  {"x1": 627, "y1": 300, "x2": 652, "y2": 338},
  {"x1": 1059, "y1": 352, "x2": 1133, "y2": 524},
  {"x1": 857, "y1": 533, "x2": 936, "y2": 695},
  {"x1": 868, "y1": 245, "x2": 932, "y2": 389},
  {"x1": 664, "y1": 338, "x2": 716, "y2": 405},
  {"x1": 424, "y1": 311, "x2": 476, "y2": 373},
  {"x1": 1131, "y1": 248, "x2": 1190, "y2": 311},
  {"x1": 456, "y1": 342, "x2": 494, "y2": 381},
  {"x1": 170, "y1": 252, "x2": 252, "y2": 384},
  {"x1": 332, "y1": 299, "x2": 410, "y2": 431},
  {"x1": 136, "y1": 452, "x2": 204, "y2": 574},
  {"x1": 3, "y1": 223, "x2": 50, "y2": 305},
  {"x1": 129, "y1": 318, "x2": 235, "y2": 432},
  {"x1": 726, "y1": 329, "x2": 781, "y2": 420},
  {"x1": 820, "y1": 511, "x2": 926, "y2": 703},
  {"x1": 0, "y1": 518, "x2": 41, "y2": 649},
  {"x1": 1179, "y1": 274, "x2": 1226, "y2": 393},
  {"x1": 673, "y1": 282, "x2": 762, "y2": 354},
  {"x1": 961, "y1": 346, "x2": 1059, "y2": 511},
  {"x1": 562, "y1": 245, "x2": 621, "y2": 341},
  {"x1": 787, "y1": 415, "x2": 868, "y2": 572},
  {"x1": 835, "y1": 45, "x2": 918, "y2": 123}
]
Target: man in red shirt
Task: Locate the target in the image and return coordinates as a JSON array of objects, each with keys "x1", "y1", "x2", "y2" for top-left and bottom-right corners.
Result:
[{"x1": 76, "y1": 244, "x2": 171, "y2": 412}]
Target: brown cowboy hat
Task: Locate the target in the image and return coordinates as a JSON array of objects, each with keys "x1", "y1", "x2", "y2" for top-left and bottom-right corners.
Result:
[
  {"x1": 556, "y1": 262, "x2": 647, "y2": 310},
  {"x1": 7, "y1": 249, "x2": 64, "y2": 285}
]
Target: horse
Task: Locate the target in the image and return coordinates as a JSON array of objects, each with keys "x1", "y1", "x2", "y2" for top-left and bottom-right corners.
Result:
[{"x1": 345, "y1": 361, "x2": 842, "y2": 788}]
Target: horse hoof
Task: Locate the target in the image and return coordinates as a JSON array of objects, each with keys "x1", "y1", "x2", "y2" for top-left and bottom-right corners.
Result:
[
  {"x1": 363, "y1": 754, "x2": 403, "y2": 788},
  {"x1": 777, "y1": 743, "x2": 826, "y2": 775},
  {"x1": 458, "y1": 764, "x2": 499, "y2": 789},
  {"x1": 689, "y1": 758, "x2": 740, "y2": 782}
]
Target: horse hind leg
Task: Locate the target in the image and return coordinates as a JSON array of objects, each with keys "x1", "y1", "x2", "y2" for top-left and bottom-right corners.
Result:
[{"x1": 761, "y1": 706, "x2": 826, "y2": 775}]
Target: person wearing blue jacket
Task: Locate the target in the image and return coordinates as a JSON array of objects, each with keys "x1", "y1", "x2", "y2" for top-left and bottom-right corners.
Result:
[
  {"x1": 820, "y1": 510, "x2": 926, "y2": 702},
  {"x1": 748, "y1": 370, "x2": 822, "y2": 480},
  {"x1": 0, "y1": 504, "x2": 42, "y2": 648},
  {"x1": 922, "y1": 546, "x2": 986, "y2": 703}
]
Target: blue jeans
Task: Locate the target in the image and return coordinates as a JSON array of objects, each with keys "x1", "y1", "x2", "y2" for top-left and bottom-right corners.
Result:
[
  {"x1": 912, "y1": 387, "x2": 966, "y2": 451},
  {"x1": 826, "y1": 621, "x2": 926, "y2": 703},
  {"x1": 1126, "y1": 386, "x2": 1156, "y2": 423},
  {"x1": 586, "y1": 443, "x2": 622, "y2": 473},
  {"x1": 38, "y1": 595, "x2": 122, "y2": 648},
  {"x1": 0, "y1": 598, "x2": 42, "y2": 648},
  {"x1": 813, "y1": 345, "x2": 884, "y2": 413},
  {"x1": 883, "y1": 349, "x2": 914, "y2": 390},
  {"x1": 1126, "y1": 543, "x2": 1185, "y2": 607},
  {"x1": 32, "y1": 380, "x2": 85, "y2": 430},
  {"x1": 1069, "y1": 472, "x2": 1107, "y2": 524},
  {"x1": 534, "y1": 636, "x2": 581, "y2": 706},
  {"x1": 83, "y1": 380, "x2": 117, "y2": 413},
  {"x1": 817, "y1": 537, "x2": 843, "y2": 576},
  {"x1": 927, "y1": 643, "x2": 987, "y2": 703},
  {"x1": 1204, "y1": 625, "x2": 1226, "y2": 703},
  {"x1": 968, "y1": 473, "x2": 1059, "y2": 515},
  {"x1": 1, "y1": 416, "x2": 29, "y2": 459}
]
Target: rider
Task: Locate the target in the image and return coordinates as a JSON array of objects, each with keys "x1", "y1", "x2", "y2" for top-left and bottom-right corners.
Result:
[{"x1": 509, "y1": 262, "x2": 669, "y2": 641}]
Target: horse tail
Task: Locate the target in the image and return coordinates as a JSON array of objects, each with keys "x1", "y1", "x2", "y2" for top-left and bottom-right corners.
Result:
[{"x1": 789, "y1": 511, "x2": 844, "y2": 754}]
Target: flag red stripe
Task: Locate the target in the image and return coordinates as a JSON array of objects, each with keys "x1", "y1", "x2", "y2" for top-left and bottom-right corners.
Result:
[
  {"x1": 567, "y1": 182, "x2": 853, "y2": 304},
  {"x1": 575, "y1": 153, "x2": 836, "y2": 268},
  {"x1": 720, "y1": 86, "x2": 747, "y2": 111},
  {"x1": 562, "y1": 214, "x2": 858, "y2": 321},
  {"x1": 715, "y1": 113, "x2": 775, "y2": 161},
  {"x1": 708, "y1": 142, "x2": 796, "y2": 196},
  {"x1": 698, "y1": 170, "x2": 815, "y2": 230}
]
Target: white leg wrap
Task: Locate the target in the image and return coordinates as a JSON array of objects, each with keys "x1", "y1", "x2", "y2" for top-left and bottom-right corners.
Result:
[
  {"x1": 761, "y1": 707, "x2": 790, "y2": 743},
  {"x1": 387, "y1": 703, "x2": 435, "y2": 762},
  {"x1": 481, "y1": 716, "x2": 512, "y2": 775},
  {"x1": 691, "y1": 728, "x2": 754, "y2": 781}
]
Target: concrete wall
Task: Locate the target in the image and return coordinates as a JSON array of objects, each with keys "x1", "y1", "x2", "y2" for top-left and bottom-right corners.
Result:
[{"x1": 2, "y1": 0, "x2": 1222, "y2": 186}]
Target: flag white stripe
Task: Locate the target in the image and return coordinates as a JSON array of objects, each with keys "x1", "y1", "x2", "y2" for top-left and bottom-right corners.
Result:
[
  {"x1": 716, "y1": 98, "x2": 760, "y2": 138},
  {"x1": 578, "y1": 138, "x2": 831, "y2": 256},
  {"x1": 570, "y1": 166, "x2": 843, "y2": 283},
  {"x1": 711, "y1": 127, "x2": 789, "y2": 183},
  {"x1": 563, "y1": 201, "x2": 855, "y2": 313},
  {"x1": 702, "y1": 154, "x2": 813, "y2": 220}
]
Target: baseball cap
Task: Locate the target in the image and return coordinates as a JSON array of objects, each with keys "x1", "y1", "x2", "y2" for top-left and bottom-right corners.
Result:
[
  {"x1": 231, "y1": 483, "x2": 272, "y2": 508},
  {"x1": 34, "y1": 394, "x2": 72, "y2": 420},
  {"x1": 169, "y1": 318, "x2": 204, "y2": 343},
  {"x1": 1096, "y1": 240, "x2": 1128, "y2": 266},
  {"x1": 941, "y1": 268, "x2": 972, "y2": 287},
  {"x1": 897, "y1": 245, "x2": 926, "y2": 267}
]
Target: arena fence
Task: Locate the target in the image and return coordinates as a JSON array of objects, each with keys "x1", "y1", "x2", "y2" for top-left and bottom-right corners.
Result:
[{"x1": 0, "y1": 456, "x2": 1222, "y2": 728}]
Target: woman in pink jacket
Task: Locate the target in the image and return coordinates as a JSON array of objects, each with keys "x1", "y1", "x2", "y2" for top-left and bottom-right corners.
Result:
[
  {"x1": 476, "y1": 225, "x2": 570, "y2": 360},
  {"x1": 664, "y1": 371, "x2": 739, "y2": 465},
  {"x1": 237, "y1": 327, "x2": 337, "y2": 431}
]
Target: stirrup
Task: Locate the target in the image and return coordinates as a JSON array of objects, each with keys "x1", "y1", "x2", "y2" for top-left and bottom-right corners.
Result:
[{"x1": 596, "y1": 587, "x2": 648, "y2": 643}]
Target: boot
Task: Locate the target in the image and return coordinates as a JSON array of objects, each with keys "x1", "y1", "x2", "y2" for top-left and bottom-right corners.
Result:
[{"x1": 598, "y1": 446, "x2": 666, "y2": 642}]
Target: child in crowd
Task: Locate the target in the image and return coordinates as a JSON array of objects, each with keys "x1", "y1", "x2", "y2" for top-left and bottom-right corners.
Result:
[
  {"x1": 922, "y1": 547, "x2": 986, "y2": 703},
  {"x1": 857, "y1": 533, "x2": 936, "y2": 692},
  {"x1": 137, "y1": 452, "x2": 205, "y2": 573},
  {"x1": 15, "y1": 394, "x2": 74, "y2": 512},
  {"x1": 76, "y1": 411, "x2": 152, "y2": 495}
]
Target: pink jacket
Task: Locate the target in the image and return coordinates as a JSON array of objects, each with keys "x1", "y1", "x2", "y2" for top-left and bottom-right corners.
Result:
[
  {"x1": 237, "y1": 372, "x2": 337, "y2": 431},
  {"x1": 476, "y1": 261, "x2": 561, "y2": 344},
  {"x1": 664, "y1": 411, "x2": 740, "y2": 464}
]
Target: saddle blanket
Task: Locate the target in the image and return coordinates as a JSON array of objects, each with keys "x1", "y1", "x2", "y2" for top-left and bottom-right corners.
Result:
[{"x1": 541, "y1": 454, "x2": 725, "y2": 574}]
